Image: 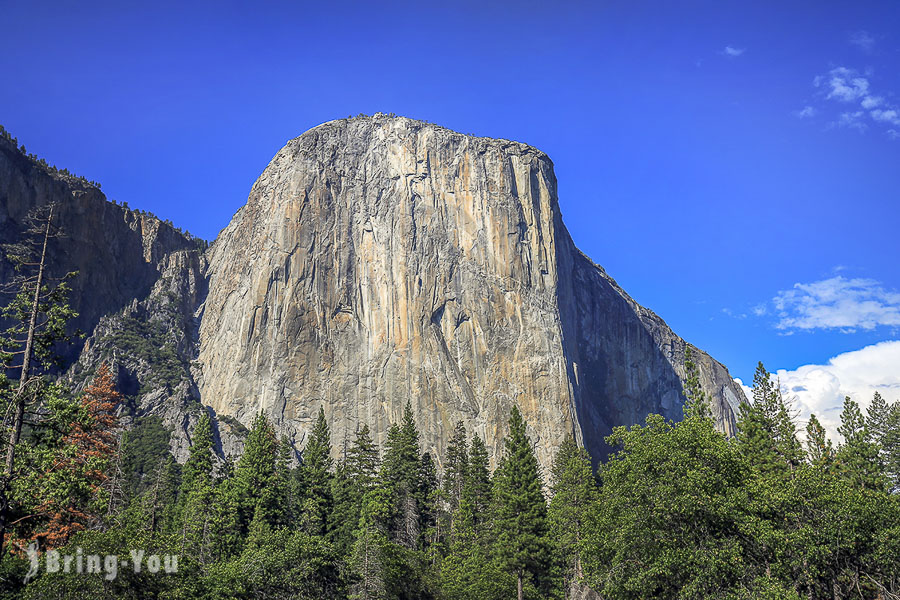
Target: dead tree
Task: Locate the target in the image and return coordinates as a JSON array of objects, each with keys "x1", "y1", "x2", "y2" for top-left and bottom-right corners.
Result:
[{"x1": 0, "y1": 204, "x2": 78, "y2": 559}]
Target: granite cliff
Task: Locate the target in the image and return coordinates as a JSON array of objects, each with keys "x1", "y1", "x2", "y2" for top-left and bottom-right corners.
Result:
[
  {"x1": 197, "y1": 115, "x2": 743, "y2": 468},
  {"x1": 0, "y1": 116, "x2": 744, "y2": 469}
]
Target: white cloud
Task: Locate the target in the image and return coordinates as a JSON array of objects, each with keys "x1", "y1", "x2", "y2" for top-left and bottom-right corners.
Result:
[
  {"x1": 888, "y1": 129, "x2": 900, "y2": 140},
  {"x1": 769, "y1": 341, "x2": 900, "y2": 442},
  {"x1": 871, "y1": 108, "x2": 900, "y2": 126},
  {"x1": 809, "y1": 66, "x2": 900, "y2": 136},
  {"x1": 861, "y1": 95, "x2": 884, "y2": 109},
  {"x1": 773, "y1": 276, "x2": 900, "y2": 332},
  {"x1": 822, "y1": 67, "x2": 870, "y2": 102},
  {"x1": 849, "y1": 30, "x2": 876, "y2": 53},
  {"x1": 794, "y1": 106, "x2": 817, "y2": 118},
  {"x1": 722, "y1": 46, "x2": 745, "y2": 57}
]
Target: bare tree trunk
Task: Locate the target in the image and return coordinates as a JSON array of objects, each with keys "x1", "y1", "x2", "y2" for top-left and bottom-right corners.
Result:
[
  {"x1": 518, "y1": 570, "x2": 524, "y2": 600},
  {"x1": 0, "y1": 206, "x2": 52, "y2": 560}
]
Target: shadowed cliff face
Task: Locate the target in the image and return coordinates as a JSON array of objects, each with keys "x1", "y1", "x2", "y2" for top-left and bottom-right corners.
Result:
[
  {"x1": 197, "y1": 115, "x2": 744, "y2": 468},
  {"x1": 0, "y1": 134, "x2": 223, "y2": 461},
  {"x1": 0, "y1": 134, "x2": 196, "y2": 353}
]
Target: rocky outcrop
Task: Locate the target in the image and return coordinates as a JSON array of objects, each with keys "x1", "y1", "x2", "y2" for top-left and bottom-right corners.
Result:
[
  {"x1": 196, "y1": 114, "x2": 745, "y2": 468},
  {"x1": 0, "y1": 132, "x2": 228, "y2": 461},
  {"x1": 0, "y1": 133, "x2": 200, "y2": 351}
]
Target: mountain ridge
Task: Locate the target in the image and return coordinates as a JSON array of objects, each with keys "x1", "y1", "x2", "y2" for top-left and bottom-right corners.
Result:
[{"x1": 0, "y1": 116, "x2": 744, "y2": 469}]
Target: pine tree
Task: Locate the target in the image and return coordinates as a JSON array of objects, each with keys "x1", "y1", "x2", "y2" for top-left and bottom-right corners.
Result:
[
  {"x1": 805, "y1": 413, "x2": 833, "y2": 467},
  {"x1": 331, "y1": 424, "x2": 380, "y2": 555},
  {"x1": 440, "y1": 488, "x2": 511, "y2": 600},
  {"x1": 866, "y1": 391, "x2": 891, "y2": 443},
  {"x1": 180, "y1": 412, "x2": 214, "y2": 501},
  {"x1": 211, "y1": 475, "x2": 243, "y2": 560},
  {"x1": 836, "y1": 396, "x2": 885, "y2": 491},
  {"x1": 350, "y1": 487, "x2": 392, "y2": 600},
  {"x1": 549, "y1": 438, "x2": 597, "y2": 590},
  {"x1": 882, "y1": 402, "x2": 900, "y2": 492},
  {"x1": 464, "y1": 434, "x2": 492, "y2": 532},
  {"x1": 277, "y1": 436, "x2": 301, "y2": 528},
  {"x1": 299, "y1": 407, "x2": 333, "y2": 535},
  {"x1": 418, "y1": 451, "x2": 439, "y2": 551},
  {"x1": 737, "y1": 362, "x2": 803, "y2": 474},
  {"x1": 27, "y1": 365, "x2": 120, "y2": 548},
  {"x1": 212, "y1": 411, "x2": 281, "y2": 554},
  {"x1": 443, "y1": 421, "x2": 469, "y2": 516},
  {"x1": 0, "y1": 204, "x2": 78, "y2": 557},
  {"x1": 682, "y1": 346, "x2": 710, "y2": 419},
  {"x1": 177, "y1": 411, "x2": 216, "y2": 562},
  {"x1": 381, "y1": 401, "x2": 423, "y2": 548},
  {"x1": 493, "y1": 405, "x2": 549, "y2": 600}
]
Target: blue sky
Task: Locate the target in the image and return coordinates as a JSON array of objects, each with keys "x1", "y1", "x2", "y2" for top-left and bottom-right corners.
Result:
[{"x1": 3, "y1": 1, "x2": 899, "y2": 435}]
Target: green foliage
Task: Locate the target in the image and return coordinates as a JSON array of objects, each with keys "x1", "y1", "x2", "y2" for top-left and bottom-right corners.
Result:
[
  {"x1": 586, "y1": 413, "x2": 749, "y2": 599},
  {"x1": 120, "y1": 416, "x2": 180, "y2": 498},
  {"x1": 682, "y1": 347, "x2": 710, "y2": 420},
  {"x1": 298, "y1": 407, "x2": 334, "y2": 535},
  {"x1": 736, "y1": 362, "x2": 804, "y2": 476},
  {"x1": 805, "y1": 413, "x2": 833, "y2": 467},
  {"x1": 8, "y1": 360, "x2": 898, "y2": 599},
  {"x1": 204, "y1": 526, "x2": 342, "y2": 599},
  {"x1": 492, "y1": 406, "x2": 550, "y2": 599},
  {"x1": 836, "y1": 396, "x2": 885, "y2": 491},
  {"x1": 101, "y1": 313, "x2": 186, "y2": 394},
  {"x1": 442, "y1": 421, "x2": 468, "y2": 516},
  {"x1": 548, "y1": 439, "x2": 597, "y2": 588},
  {"x1": 332, "y1": 424, "x2": 380, "y2": 556}
]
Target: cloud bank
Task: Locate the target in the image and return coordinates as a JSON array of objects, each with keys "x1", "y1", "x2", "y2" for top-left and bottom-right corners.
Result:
[{"x1": 735, "y1": 341, "x2": 900, "y2": 443}]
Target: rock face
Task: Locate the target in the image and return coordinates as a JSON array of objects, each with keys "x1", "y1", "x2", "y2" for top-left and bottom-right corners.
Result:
[
  {"x1": 0, "y1": 117, "x2": 745, "y2": 470},
  {"x1": 197, "y1": 115, "x2": 744, "y2": 468},
  {"x1": 0, "y1": 133, "x2": 229, "y2": 462},
  {"x1": 0, "y1": 134, "x2": 197, "y2": 352}
]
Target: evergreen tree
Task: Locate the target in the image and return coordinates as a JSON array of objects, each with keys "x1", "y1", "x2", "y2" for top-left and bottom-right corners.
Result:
[
  {"x1": 549, "y1": 438, "x2": 598, "y2": 591},
  {"x1": 211, "y1": 475, "x2": 243, "y2": 560},
  {"x1": 381, "y1": 401, "x2": 423, "y2": 549},
  {"x1": 332, "y1": 424, "x2": 381, "y2": 555},
  {"x1": 682, "y1": 346, "x2": 710, "y2": 419},
  {"x1": 440, "y1": 489, "x2": 511, "y2": 600},
  {"x1": 179, "y1": 412, "x2": 214, "y2": 502},
  {"x1": 0, "y1": 204, "x2": 78, "y2": 557},
  {"x1": 299, "y1": 407, "x2": 334, "y2": 535},
  {"x1": 209, "y1": 412, "x2": 281, "y2": 559},
  {"x1": 836, "y1": 396, "x2": 885, "y2": 491},
  {"x1": 866, "y1": 391, "x2": 891, "y2": 442},
  {"x1": 805, "y1": 413, "x2": 833, "y2": 467},
  {"x1": 351, "y1": 487, "x2": 392, "y2": 600},
  {"x1": 464, "y1": 434, "x2": 492, "y2": 532},
  {"x1": 417, "y1": 451, "x2": 439, "y2": 552},
  {"x1": 443, "y1": 421, "x2": 468, "y2": 516},
  {"x1": 177, "y1": 412, "x2": 216, "y2": 563},
  {"x1": 737, "y1": 362, "x2": 803, "y2": 474},
  {"x1": 492, "y1": 406, "x2": 550, "y2": 600},
  {"x1": 277, "y1": 436, "x2": 301, "y2": 528},
  {"x1": 882, "y1": 402, "x2": 900, "y2": 492}
]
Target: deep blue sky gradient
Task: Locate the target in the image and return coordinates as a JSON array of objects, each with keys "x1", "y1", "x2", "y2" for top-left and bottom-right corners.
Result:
[{"x1": 2, "y1": 0, "x2": 899, "y2": 384}]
